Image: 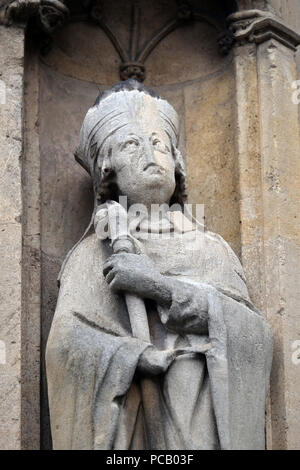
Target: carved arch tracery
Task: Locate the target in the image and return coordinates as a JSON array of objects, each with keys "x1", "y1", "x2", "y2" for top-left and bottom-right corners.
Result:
[{"x1": 0, "y1": 0, "x2": 237, "y2": 82}]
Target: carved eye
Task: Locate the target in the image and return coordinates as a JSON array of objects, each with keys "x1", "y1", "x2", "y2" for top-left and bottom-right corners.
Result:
[
  {"x1": 124, "y1": 139, "x2": 139, "y2": 149},
  {"x1": 152, "y1": 138, "x2": 169, "y2": 153}
]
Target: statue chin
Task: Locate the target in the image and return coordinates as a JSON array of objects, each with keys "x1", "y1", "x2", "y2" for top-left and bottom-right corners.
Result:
[{"x1": 118, "y1": 176, "x2": 176, "y2": 208}]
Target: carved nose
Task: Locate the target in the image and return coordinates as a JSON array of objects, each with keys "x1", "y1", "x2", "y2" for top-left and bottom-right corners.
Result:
[{"x1": 143, "y1": 141, "x2": 156, "y2": 168}]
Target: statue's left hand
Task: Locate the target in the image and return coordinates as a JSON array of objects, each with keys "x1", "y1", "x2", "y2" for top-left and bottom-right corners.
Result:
[{"x1": 103, "y1": 253, "x2": 172, "y2": 305}]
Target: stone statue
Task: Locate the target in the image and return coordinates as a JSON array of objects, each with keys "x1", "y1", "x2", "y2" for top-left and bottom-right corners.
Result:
[{"x1": 46, "y1": 80, "x2": 273, "y2": 450}]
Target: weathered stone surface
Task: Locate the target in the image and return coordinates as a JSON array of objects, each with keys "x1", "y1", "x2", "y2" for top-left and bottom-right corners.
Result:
[
  {"x1": 21, "y1": 39, "x2": 41, "y2": 450},
  {"x1": 0, "y1": 224, "x2": 22, "y2": 450},
  {"x1": 257, "y1": 39, "x2": 300, "y2": 450},
  {"x1": 42, "y1": 22, "x2": 120, "y2": 86},
  {"x1": 231, "y1": 13, "x2": 300, "y2": 446},
  {"x1": 269, "y1": 0, "x2": 300, "y2": 33},
  {"x1": 233, "y1": 42, "x2": 265, "y2": 310},
  {"x1": 184, "y1": 63, "x2": 241, "y2": 257},
  {"x1": 38, "y1": 64, "x2": 95, "y2": 447},
  {"x1": 39, "y1": 64, "x2": 95, "y2": 261},
  {"x1": 0, "y1": 24, "x2": 24, "y2": 450},
  {"x1": 0, "y1": 27, "x2": 23, "y2": 224}
]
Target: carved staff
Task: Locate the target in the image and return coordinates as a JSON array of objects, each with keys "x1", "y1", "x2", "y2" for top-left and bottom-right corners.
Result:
[
  {"x1": 95, "y1": 201, "x2": 211, "y2": 361},
  {"x1": 95, "y1": 200, "x2": 151, "y2": 343}
]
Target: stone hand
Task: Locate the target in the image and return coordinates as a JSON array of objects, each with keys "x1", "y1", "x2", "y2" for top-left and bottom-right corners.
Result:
[
  {"x1": 137, "y1": 346, "x2": 181, "y2": 376},
  {"x1": 137, "y1": 345, "x2": 210, "y2": 377},
  {"x1": 103, "y1": 253, "x2": 172, "y2": 305}
]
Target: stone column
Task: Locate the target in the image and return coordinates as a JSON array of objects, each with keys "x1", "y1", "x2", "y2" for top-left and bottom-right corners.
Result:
[
  {"x1": 0, "y1": 0, "x2": 68, "y2": 450},
  {"x1": 21, "y1": 38, "x2": 41, "y2": 451},
  {"x1": 0, "y1": 23, "x2": 25, "y2": 450},
  {"x1": 230, "y1": 9, "x2": 300, "y2": 450}
]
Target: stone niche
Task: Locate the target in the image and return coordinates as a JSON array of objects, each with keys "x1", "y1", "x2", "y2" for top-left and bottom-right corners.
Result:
[{"x1": 23, "y1": 0, "x2": 239, "y2": 448}]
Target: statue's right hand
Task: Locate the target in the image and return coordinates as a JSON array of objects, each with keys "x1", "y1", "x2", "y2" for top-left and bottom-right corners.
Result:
[{"x1": 137, "y1": 346, "x2": 178, "y2": 377}]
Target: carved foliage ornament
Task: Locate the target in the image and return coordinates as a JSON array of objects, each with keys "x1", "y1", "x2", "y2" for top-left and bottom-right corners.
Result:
[
  {"x1": 0, "y1": 0, "x2": 68, "y2": 31},
  {"x1": 228, "y1": 9, "x2": 300, "y2": 51}
]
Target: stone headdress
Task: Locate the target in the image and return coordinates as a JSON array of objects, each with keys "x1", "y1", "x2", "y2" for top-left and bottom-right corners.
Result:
[
  {"x1": 75, "y1": 79, "x2": 187, "y2": 207},
  {"x1": 59, "y1": 81, "x2": 188, "y2": 284}
]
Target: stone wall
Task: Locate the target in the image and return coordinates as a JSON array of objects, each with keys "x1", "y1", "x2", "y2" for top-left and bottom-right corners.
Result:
[
  {"x1": 1, "y1": 0, "x2": 300, "y2": 450},
  {"x1": 0, "y1": 24, "x2": 24, "y2": 450}
]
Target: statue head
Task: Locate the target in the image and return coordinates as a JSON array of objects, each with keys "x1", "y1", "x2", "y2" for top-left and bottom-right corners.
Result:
[{"x1": 75, "y1": 80, "x2": 187, "y2": 208}]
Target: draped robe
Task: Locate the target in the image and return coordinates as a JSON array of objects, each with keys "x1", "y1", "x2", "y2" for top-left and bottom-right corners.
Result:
[{"x1": 46, "y1": 214, "x2": 273, "y2": 450}]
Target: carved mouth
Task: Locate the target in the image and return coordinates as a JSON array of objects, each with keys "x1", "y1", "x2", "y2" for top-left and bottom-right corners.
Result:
[{"x1": 143, "y1": 163, "x2": 164, "y2": 173}]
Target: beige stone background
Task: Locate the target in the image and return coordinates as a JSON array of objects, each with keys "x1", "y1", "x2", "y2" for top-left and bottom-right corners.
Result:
[{"x1": 1, "y1": 0, "x2": 300, "y2": 450}]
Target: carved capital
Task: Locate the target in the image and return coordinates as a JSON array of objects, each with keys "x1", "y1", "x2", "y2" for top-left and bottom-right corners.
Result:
[
  {"x1": 218, "y1": 30, "x2": 235, "y2": 56},
  {"x1": 0, "y1": 0, "x2": 69, "y2": 33},
  {"x1": 38, "y1": 0, "x2": 69, "y2": 34},
  {"x1": 119, "y1": 62, "x2": 146, "y2": 82},
  {"x1": 0, "y1": 0, "x2": 38, "y2": 26},
  {"x1": 228, "y1": 9, "x2": 300, "y2": 51}
]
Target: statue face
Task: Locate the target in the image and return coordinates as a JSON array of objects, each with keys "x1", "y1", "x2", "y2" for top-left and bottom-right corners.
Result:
[{"x1": 106, "y1": 122, "x2": 176, "y2": 206}]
